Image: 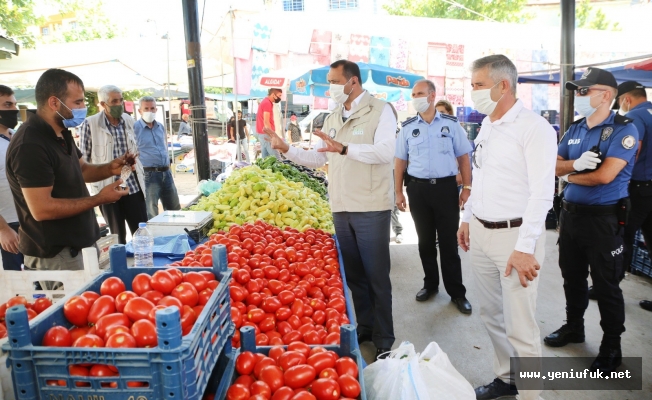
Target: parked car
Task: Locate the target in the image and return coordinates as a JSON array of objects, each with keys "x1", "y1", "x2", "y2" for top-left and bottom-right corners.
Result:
[{"x1": 298, "y1": 110, "x2": 332, "y2": 141}]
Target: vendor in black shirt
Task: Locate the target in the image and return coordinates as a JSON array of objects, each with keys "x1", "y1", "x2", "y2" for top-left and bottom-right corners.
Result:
[
  {"x1": 6, "y1": 69, "x2": 131, "y2": 282},
  {"x1": 229, "y1": 110, "x2": 250, "y2": 162}
]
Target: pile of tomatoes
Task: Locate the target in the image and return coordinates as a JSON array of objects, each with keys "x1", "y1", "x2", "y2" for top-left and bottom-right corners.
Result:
[
  {"x1": 192, "y1": 221, "x2": 349, "y2": 348},
  {"x1": 0, "y1": 296, "x2": 53, "y2": 339},
  {"x1": 226, "y1": 342, "x2": 361, "y2": 400}
]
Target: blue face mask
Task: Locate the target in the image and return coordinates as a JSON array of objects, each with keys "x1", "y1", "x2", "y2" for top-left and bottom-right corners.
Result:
[{"x1": 56, "y1": 98, "x2": 87, "y2": 128}]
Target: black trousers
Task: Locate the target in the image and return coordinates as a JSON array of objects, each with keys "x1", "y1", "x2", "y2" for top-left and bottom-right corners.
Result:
[
  {"x1": 406, "y1": 177, "x2": 466, "y2": 298},
  {"x1": 100, "y1": 191, "x2": 148, "y2": 244},
  {"x1": 1, "y1": 222, "x2": 24, "y2": 271},
  {"x1": 332, "y1": 210, "x2": 394, "y2": 349},
  {"x1": 623, "y1": 181, "x2": 652, "y2": 273},
  {"x1": 558, "y1": 209, "x2": 625, "y2": 346}
]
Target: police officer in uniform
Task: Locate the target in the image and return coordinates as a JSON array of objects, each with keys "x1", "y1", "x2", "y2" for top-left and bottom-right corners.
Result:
[
  {"x1": 545, "y1": 68, "x2": 638, "y2": 374},
  {"x1": 395, "y1": 79, "x2": 473, "y2": 313}
]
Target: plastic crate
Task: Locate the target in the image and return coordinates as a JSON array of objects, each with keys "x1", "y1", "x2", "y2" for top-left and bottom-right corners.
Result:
[
  {"x1": 96, "y1": 234, "x2": 119, "y2": 269},
  {"x1": 2, "y1": 244, "x2": 233, "y2": 400},
  {"x1": 631, "y1": 241, "x2": 652, "y2": 278},
  {"x1": 213, "y1": 324, "x2": 367, "y2": 400}
]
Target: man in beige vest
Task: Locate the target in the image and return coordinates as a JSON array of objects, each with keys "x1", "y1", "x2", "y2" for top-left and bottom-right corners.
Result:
[{"x1": 264, "y1": 60, "x2": 397, "y2": 360}]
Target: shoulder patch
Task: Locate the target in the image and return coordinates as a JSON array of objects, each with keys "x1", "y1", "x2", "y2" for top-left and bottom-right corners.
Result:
[
  {"x1": 622, "y1": 135, "x2": 636, "y2": 149},
  {"x1": 401, "y1": 116, "x2": 418, "y2": 127},
  {"x1": 440, "y1": 114, "x2": 458, "y2": 122},
  {"x1": 614, "y1": 114, "x2": 634, "y2": 125},
  {"x1": 570, "y1": 117, "x2": 586, "y2": 126}
]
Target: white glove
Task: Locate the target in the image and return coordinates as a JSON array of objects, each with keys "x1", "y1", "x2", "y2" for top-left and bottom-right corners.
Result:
[
  {"x1": 560, "y1": 174, "x2": 570, "y2": 183},
  {"x1": 573, "y1": 151, "x2": 601, "y2": 172}
]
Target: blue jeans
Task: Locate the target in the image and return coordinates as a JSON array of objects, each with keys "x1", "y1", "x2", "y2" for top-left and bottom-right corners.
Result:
[
  {"x1": 256, "y1": 133, "x2": 280, "y2": 159},
  {"x1": 1, "y1": 222, "x2": 24, "y2": 271},
  {"x1": 144, "y1": 169, "x2": 181, "y2": 220}
]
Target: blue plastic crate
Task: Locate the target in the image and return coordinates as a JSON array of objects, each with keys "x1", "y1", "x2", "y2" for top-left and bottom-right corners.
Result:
[
  {"x1": 631, "y1": 241, "x2": 652, "y2": 278},
  {"x1": 3, "y1": 244, "x2": 233, "y2": 400},
  {"x1": 213, "y1": 324, "x2": 367, "y2": 400}
]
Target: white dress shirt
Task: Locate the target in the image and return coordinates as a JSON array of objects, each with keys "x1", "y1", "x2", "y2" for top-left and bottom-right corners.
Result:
[
  {"x1": 284, "y1": 91, "x2": 397, "y2": 168},
  {"x1": 462, "y1": 99, "x2": 557, "y2": 254}
]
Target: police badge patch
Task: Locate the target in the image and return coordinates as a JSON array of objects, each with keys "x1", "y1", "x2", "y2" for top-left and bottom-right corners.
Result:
[
  {"x1": 441, "y1": 126, "x2": 450, "y2": 134},
  {"x1": 412, "y1": 129, "x2": 420, "y2": 137},
  {"x1": 622, "y1": 135, "x2": 636, "y2": 150},
  {"x1": 329, "y1": 128, "x2": 336, "y2": 138},
  {"x1": 601, "y1": 127, "x2": 613, "y2": 141}
]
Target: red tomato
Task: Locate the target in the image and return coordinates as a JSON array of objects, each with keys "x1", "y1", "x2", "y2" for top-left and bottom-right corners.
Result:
[
  {"x1": 87, "y1": 295, "x2": 116, "y2": 325},
  {"x1": 32, "y1": 297, "x2": 52, "y2": 314},
  {"x1": 234, "y1": 374, "x2": 254, "y2": 387},
  {"x1": 261, "y1": 296, "x2": 282, "y2": 313},
  {"x1": 183, "y1": 271, "x2": 208, "y2": 292},
  {"x1": 69, "y1": 364, "x2": 90, "y2": 377},
  {"x1": 291, "y1": 300, "x2": 304, "y2": 318},
  {"x1": 131, "y1": 273, "x2": 153, "y2": 296},
  {"x1": 167, "y1": 268, "x2": 184, "y2": 285},
  {"x1": 94, "y1": 313, "x2": 131, "y2": 339},
  {"x1": 206, "y1": 280, "x2": 219, "y2": 290},
  {"x1": 180, "y1": 305, "x2": 197, "y2": 330},
  {"x1": 79, "y1": 291, "x2": 100, "y2": 305},
  {"x1": 311, "y1": 378, "x2": 340, "y2": 400},
  {"x1": 158, "y1": 296, "x2": 183, "y2": 310},
  {"x1": 283, "y1": 364, "x2": 316, "y2": 389},
  {"x1": 230, "y1": 286, "x2": 247, "y2": 303},
  {"x1": 255, "y1": 333, "x2": 269, "y2": 346},
  {"x1": 100, "y1": 277, "x2": 126, "y2": 298},
  {"x1": 150, "y1": 270, "x2": 176, "y2": 295},
  {"x1": 115, "y1": 291, "x2": 137, "y2": 313},
  {"x1": 193, "y1": 305, "x2": 204, "y2": 316},
  {"x1": 226, "y1": 383, "x2": 250, "y2": 400},
  {"x1": 147, "y1": 305, "x2": 168, "y2": 324},
  {"x1": 172, "y1": 283, "x2": 199, "y2": 307},
  {"x1": 105, "y1": 332, "x2": 137, "y2": 348},
  {"x1": 6, "y1": 296, "x2": 28, "y2": 308},
  {"x1": 275, "y1": 306, "x2": 292, "y2": 321},
  {"x1": 63, "y1": 296, "x2": 91, "y2": 327},
  {"x1": 198, "y1": 288, "x2": 214, "y2": 306},
  {"x1": 269, "y1": 345, "x2": 286, "y2": 363},
  {"x1": 198, "y1": 270, "x2": 216, "y2": 281},
  {"x1": 235, "y1": 351, "x2": 256, "y2": 375},
  {"x1": 259, "y1": 315, "x2": 276, "y2": 333},
  {"x1": 90, "y1": 364, "x2": 118, "y2": 377},
  {"x1": 254, "y1": 357, "x2": 277, "y2": 379},
  {"x1": 323, "y1": 332, "x2": 340, "y2": 345},
  {"x1": 124, "y1": 297, "x2": 155, "y2": 322},
  {"x1": 278, "y1": 351, "x2": 306, "y2": 371},
  {"x1": 278, "y1": 290, "x2": 295, "y2": 305},
  {"x1": 260, "y1": 365, "x2": 285, "y2": 393},
  {"x1": 334, "y1": 357, "x2": 358, "y2": 378},
  {"x1": 69, "y1": 326, "x2": 90, "y2": 343},
  {"x1": 337, "y1": 374, "x2": 361, "y2": 398},
  {"x1": 319, "y1": 368, "x2": 338, "y2": 380},
  {"x1": 247, "y1": 308, "x2": 265, "y2": 323},
  {"x1": 282, "y1": 331, "x2": 302, "y2": 345},
  {"x1": 140, "y1": 290, "x2": 164, "y2": 304},
  {"x1": 200, "y1": 254, "x2": 213, "y2": 267},
  {"x1": 42, "y1": 326, "x2": 72, "y2": 347},
  {"x1": 272, "y1": 386, "x2": 295, "y2": 400},
  {"x1": 73, "y1": 334, "x2": 105, "y2": 348},
  {"x1": 307, "y1": 352, "x2": 336, "y2": 374}
]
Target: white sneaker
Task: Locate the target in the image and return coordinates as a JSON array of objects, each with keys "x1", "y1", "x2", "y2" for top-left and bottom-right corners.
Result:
[{"x1": 395, "y1": 234, "x2": 403, "y2": 244}]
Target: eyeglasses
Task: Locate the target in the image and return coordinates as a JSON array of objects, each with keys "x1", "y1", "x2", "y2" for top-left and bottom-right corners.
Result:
[
  {"x1": 576, "y1": 87, "x2": 606, "y2": 96},
  {"x1": 472, "y1": 141, "x2": 484, "y2": 169}
]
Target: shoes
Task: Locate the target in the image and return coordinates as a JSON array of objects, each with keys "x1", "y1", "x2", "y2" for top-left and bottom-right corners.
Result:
[
  {"x1": 588, "y1": 286, "x2": 597, "y2": 300},
  {"x1": 416, "y1": 287, "x2": 437, "y2": 302},
  {"x1": 474, "y1": 378, "x2": 518, "y2": 400},
  {"x1": 375, "y1": 347, "x2": 391, "y2": 360},
  {"x1": 590, "y1": 346, "x2": 622, "y2": 374},
  {"x1": 640, "y1": 300, "x2": 652, "y2": 312},
  {"x1": 395, "y1": 234, "x2": 404, "y2": 244},
  {"x1": 544, "y1": 323, "x2": 585, "y2": 347},
  {"x1": 357, "y1": 332, "x2": 372, "y2": 344},
  {"x1": 451, "y1": 297, "x2": 472, "y2": 314}
]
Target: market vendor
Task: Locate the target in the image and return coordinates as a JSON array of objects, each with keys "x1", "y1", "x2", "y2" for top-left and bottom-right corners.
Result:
[
  {"x1": 5, "y1": 69, "x2": 130, "y2": 281},
  {"x1": 256, "y1": 89, "x2": 282, "y2": 159},
  {"x1": 264, "y1": 59, "x2": 397, "y2": 360}
]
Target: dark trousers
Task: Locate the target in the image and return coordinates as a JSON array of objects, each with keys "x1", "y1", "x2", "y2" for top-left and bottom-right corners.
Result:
[
  {"x1": 100, "y1": 191, "x2": 148, "y2": 245},
  {"x1": 333, "y1": 210, "x2": 395, "y2": 349},
  {"x1": 1, "y1": 222, "x2": 24, "y2": 271},
  {"x1": 144, "y1": 170, "x2": 181, "y2": 220},
  {"x1": 623, "y1": 181, "x2": 652, "y2": 273},
  {"x1": 558, "y1": 209, "x2": 625, "y2": 346},
  {"x1": 406, "y1": 178, "x2": 466, "y2": 298}
]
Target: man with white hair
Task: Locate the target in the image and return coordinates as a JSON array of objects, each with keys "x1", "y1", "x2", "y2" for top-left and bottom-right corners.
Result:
[
  {"x1": 134, "y1": 96, "x2": 180, "y2": 219},
  {"x1": 79, "y1": 85, "x2": 147, "y2": 244},
  {"x1": 457, "y1": 55, "x2": 557, "y2": 400}
]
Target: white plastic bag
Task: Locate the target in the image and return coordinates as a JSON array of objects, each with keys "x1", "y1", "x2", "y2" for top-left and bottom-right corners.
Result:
[
  {"x1": 418, "y1": 342, "x2": 476, "y2": 400},
  {"x1": 364, "y1": 342, "x2": 430, "y2": 400}
]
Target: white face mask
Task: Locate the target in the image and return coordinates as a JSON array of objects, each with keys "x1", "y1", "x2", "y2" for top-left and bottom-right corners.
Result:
[
  {"x1": 142, "y1": 112, "x2": 156, "y2": 123},
  {"x1": 471, "y1": 82, "x2": 503, "y2": 115},
  {"x1": 618, "y1": 97, "x2": 629, "y2": 116},
  {"x1": 412, "y1": 96, "x2": 431, "y2": 113},
  {"x1": 575, "y1": 92, "x2": 604, "y2": 118},
  {"x1": 329, "y1": 78, "x2": 353, "y2": 104}
]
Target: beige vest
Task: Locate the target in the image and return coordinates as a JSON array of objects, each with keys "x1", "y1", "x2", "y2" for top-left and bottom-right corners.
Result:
[{"x1": 323, "y1": 92, "x2": 396, "y2": 213}]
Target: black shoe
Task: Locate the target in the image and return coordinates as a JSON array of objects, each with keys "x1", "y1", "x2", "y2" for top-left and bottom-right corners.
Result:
[
  {"x1": 357, "y1": 332, "x2": 372, "y2": 344},
  {"x1": 474, "y1": 378, "x2": 518, "y2": 400},
  {"x1": 588, "y1": 286, "x2": 597, "y2": 300},
  {"x1": 640, "y1": 300, "x2": 652, "y2": 312},
  {"x1": 375, "y1": 347, "x2": 391, "y2": 360},
  {"x1": 544, "y1": 323, "x2": 585, "y2": 347},
  {"x1": 416, "y1": 287, "x2": 437, "y2": 302},
  {"x1": 452, "y1": 297, "x2": 472, "y2": 314},
  {"x1": 590, "y1": 346, "x2": 622, "y2": 374}
]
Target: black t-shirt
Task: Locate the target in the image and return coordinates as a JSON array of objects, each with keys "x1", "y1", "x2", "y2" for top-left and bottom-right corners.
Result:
[
  {"x1": 229, "y1": 119, "x2": 247, "y2": 140},
  {"x1": 6, "y1": 113, "x2": 100, "y2": 257}
]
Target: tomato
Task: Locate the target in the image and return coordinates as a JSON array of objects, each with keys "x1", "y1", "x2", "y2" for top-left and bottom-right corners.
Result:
[
  {"x1": 290, "y1": 392, "x2": 316, "y2": 400},
  {"x1": 147, "y1": 305, "x2": 168, "y2": 324},
  {"x1": 69, "y1": 364, "x2": 90, "y2": 378},
  {"x1": 87, "y1": 295, "x2": 116, "y2": 325},
  {"x1": 278, "y1": 290, "x2": 295, "y2": 305},
  {"x1": 69, "y1": 326, "x2": 90, "y2": 343},
  {"x1": 206, "y1": 280, "x2": 219, "y2": 290},
  {"x1": 235, "y1": 351, "x2": 256, "y2": 375},
  {"x1": 323, "y1": 332, "x2": 340, "y2": 345},
  {"x1": 167, "y1": 268, "x2": 184, "y2": 285},
  {"x1": 198, "y1": 270, "x2": 216, "y2": 281},
  {"x1": 270, "y1": 386, "x2": 294, "y2": 400},
  {"x1": 183, "y1": 271, "x2": 208, "y2": 292},
  {"x1": 230, "y1": 286, "x2": 247, "y2": 303},
  {"x1": 283, "y1": 364, "x2": 316, "y2": 389},
  {"x1": 199, "y1": 254, "x2": 212, "y2": 267},
  {"x1": 263, "y1": 265, "x2": 280, "y2": 280},
  {"x1": 334, "y1": 357, "x2": 358, "y2": 378},
  {"x1": 42, "y1": 326, "x2": 72, "y2": 347},
  {"x1": 275, "y1": 306, "x2": 292, "y2": 321},
  {"x1": 100, "y1": 277, "x2": 126, "y2": 298},
  {"x1": 254, "y1": 356, "x2": 276, "y2": 379},
  {"x1": 232, "y1": 301, "x2": 247, "y2": 314},
  {"x1": 63, "y1": 296, "x2": 91, "y2": 327},
  {"x1": 234, "y1": 374, "x2": 254, "y2": 387},
  {"x1": 268, "y1": 345, "x2": 286, "y2": 363},
  {"x1": 158, "y1": 296, "x2": 183, "y2": 310},
  {"x1": 104, "y1": 324, "x2": 130, "y2": 339},
  {"x1": 247, "y1": 308, "x2": 265, "y2": 324},
  {"x1": 291, "y1": 300, "x2": 304, "y2": 318},
  {"x1": 231, "y1": 307, "x2": 242, "y2": 329},
  {"x1": 260, "y1": 365, "x2": 285, "y2": 393},
  {"x1": 310, "y1": 378, "x2": 340, "y2": 400},
  {"x1": 73, "y1": 334, "x2": 104, "y2": 348},
  {"x1": 124, "y1": 297, "x2": 155, "y2": 322},
  {"x1": 288, "y1": 342, "x2": 311, "y2": 358},
  {"x1": 106, "y1": 332, "x2": 137, "y2": 348},
  {"x1": 94, "y1": 313, "x2": 131, "y2": 339},
  {"x1": 226, "y1": 383, "x2": 250, "y2": 400},
  {"x1": 137, "y1": 291, "x2": 161, "y2": 305},
  {"x1": 180, "y1": 305, "x2": 197, "y2": 331},
  {"x1": 115, "y1": 291, "x2": 137, "y2": 313},
  {"x1": 327, "y1": 298, "x2": 345, "y2": 314},
  {"x1": 278, "y1": 351, "x2": 306, "y2": 371},
  {"x1": 261, "y1": 296, "x2": 282, "y2": 313},
  {"x1": 6, "y1": 296, "x2": 28, "y2": 308},
  {"x1": 32, "y1": 297, "x2": 52, "y2": 314},
  {"x1": 150, "y1": 270, "x2": 176, "y2": 295},
  {"x1": 319, "y1": 368, "x2": 338, "y2": 380},
  {"x1": 90, "y1": 364, "x2": 118, "y2": 377},
  {"x1": 337, "y1": 374, "x2": 360, "y2": 398},
  {"x1": 131, "y1": 273, "x2": 153, "y2": 296},
  {"x1": 307, "y1": 352, "x2": 336, "y2": 374}
]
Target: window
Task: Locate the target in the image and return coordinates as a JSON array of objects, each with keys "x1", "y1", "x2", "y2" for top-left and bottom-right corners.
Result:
[
  {"x1": 329, "y1": 0, "x2": 358, "y2": 10},
  {"x1": 42, "y1": 27, "x2": 49, "y2": 36},
  {"x1": 283, "y1": 0, "x2": 304, "y2": 11}
]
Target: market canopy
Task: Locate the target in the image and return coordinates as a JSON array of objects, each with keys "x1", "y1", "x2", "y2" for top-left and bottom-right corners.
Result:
[{"x1": 518, "y1": 64, "x2": 652, "y2": 88}]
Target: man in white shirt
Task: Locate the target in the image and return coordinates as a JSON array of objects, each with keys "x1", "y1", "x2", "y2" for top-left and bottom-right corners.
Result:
[
  {"x1": 264, "y1": 60, "x2": 397, "y2": 360},
  {"x1": 456, "y1": 55, "x2": 557, "y2": 400}
]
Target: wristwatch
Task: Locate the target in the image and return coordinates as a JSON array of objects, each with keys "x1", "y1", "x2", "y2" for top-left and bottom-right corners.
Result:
[
  {"x1": 340, "y1": 143, "x2": 348, "y2": 155},
  {"x1": 462, "y1": 185, "x2": 472, "y2": 191}
]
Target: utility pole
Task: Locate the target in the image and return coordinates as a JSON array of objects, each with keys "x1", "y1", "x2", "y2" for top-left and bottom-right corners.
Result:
[{"x1": 559, "y1": 0, "x2": 575, "y2": 194}]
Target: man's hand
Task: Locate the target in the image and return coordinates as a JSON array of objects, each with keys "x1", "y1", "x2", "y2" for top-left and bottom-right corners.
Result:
[
  {"x1": 109, "y1": 151, "x2": 137, "y2": 176},
  {"x1": 97, "y1": 180, "x2": 129, "y2": 204},
  {"x1": 456, "y1": 173, "x2": 463, "y2": 186},
  {"x1": 313, "y1": 130, "x2": 345, "y2": 154},
  {"x1": 0, "y1": 226, "x2": 19, "y2": 254},
  {"x1": 457, "y1": 222, "x2": 470, "y2": 252},
  {"x1": 396, "y1": 191, "x2": 407, "y2": 212},
  {"x1": 572, "y1": 151, "x2": 601, "y2": 172},
  {"x1": 262, "y1": 127, "x2": 289, "y2": 153},
  {"x1": 459, "y1": 189, "x2": 470, "y2": 208},
  {"x1": 505, "y1": 250, "x2": 540, "y2": 288}
]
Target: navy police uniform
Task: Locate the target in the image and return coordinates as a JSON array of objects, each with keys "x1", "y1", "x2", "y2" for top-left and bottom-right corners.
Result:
[
  {"x1": 396, "y1": 111, "x2": 472, "y2": 298},
  {"x1": 556, "y1": 111, "x2": 638, "y2": 348}
]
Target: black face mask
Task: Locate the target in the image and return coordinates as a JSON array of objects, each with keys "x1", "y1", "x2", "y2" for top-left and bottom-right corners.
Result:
[
  {"x1": 274, "y1": 96, "x2": 281, "y2": 104},
  {"x1": 0, "y1": 110, "x2": 19, "y2": 130}
]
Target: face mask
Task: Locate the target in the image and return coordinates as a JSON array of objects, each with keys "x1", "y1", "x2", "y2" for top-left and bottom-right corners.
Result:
[
  {"x1": 575, "y1": 92, "x2": 603, "y2": 118},
  {"x1": 106, "y1": 104, "x2": 124, "y2": 118},
  {"x1": 273, "y1": 95, "x2": 281, "y2": 104},
  {"x1": 618, "y1": 98, "x2": 629, "y2": 116},
  {"x1": 412, "y1": 96, "x2": 431, "y2": 113},
  {"x1": 329, "y1": 78, "x2": 353, "y2": 104},
  {"x1": 56, "y1": 98, "x2": 87, "y2": 128},
  {"x1": 0, "y1": 110, "x2": 19, "y2": 129},
  {"x1": 471, "y1": 82, "x2": 503, "y2": 115},
  {"x1": 142, "y1": 112, "x2": 156, "y2": 123}
]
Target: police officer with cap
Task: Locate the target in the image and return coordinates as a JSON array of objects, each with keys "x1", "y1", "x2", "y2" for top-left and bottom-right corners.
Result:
[
  {"x1": 395, "y1": 79, "x2": 473, "y2": 313},
  {"x1": 545, "y1": 67, "x2": 638, "y2": 374}
]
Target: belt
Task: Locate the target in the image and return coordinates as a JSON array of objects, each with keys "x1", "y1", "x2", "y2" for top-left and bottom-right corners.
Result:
[
  {"x1": 475, "y1": 216, "x2": 523, "y2": 229},
  {"x1": 408, "y1": 175, "x2": 456, "y2": 184},
  {"x1": 143, "y1": 166, "x2": 169, "y2": 172},
  {"x1": 562, "y1": 200, "x2": 618, "y2": 215},
  {"x1": 630, "y1": 180, "x2": 652, "y2": 186}
]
